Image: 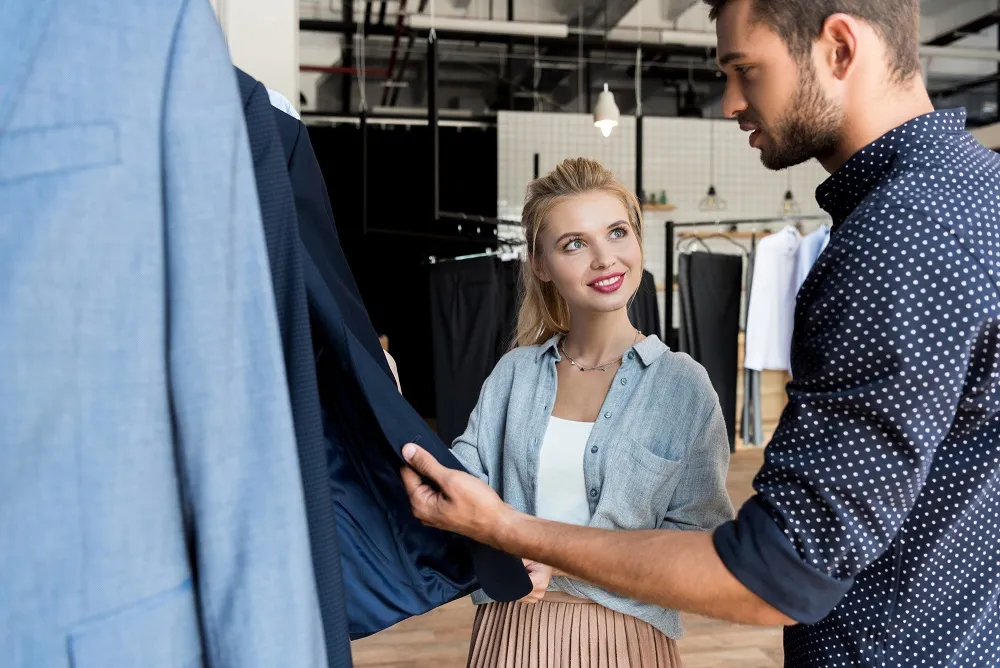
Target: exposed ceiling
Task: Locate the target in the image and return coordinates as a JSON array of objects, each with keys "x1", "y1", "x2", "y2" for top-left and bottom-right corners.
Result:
[{"x1": 299, "y1": 0, "x2": 1000, "y2": 125}]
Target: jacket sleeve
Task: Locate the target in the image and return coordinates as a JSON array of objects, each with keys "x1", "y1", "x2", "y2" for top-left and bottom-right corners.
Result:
[
  {"x1": 659, "y1": 401, "x2": 734, "y2": 532},
  {"x1": 162, "y1": 1, "x2": 327, "y2": 666}
]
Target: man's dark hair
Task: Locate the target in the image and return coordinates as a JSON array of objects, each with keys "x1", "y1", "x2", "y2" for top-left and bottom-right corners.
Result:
[{"x1": 704, "y1": 0, "x2": 920, "y2": 82}]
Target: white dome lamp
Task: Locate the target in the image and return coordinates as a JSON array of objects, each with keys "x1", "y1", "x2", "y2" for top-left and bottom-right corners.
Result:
[
  {"x1": 594, "y1": 83, "x2": 620, "y2": 137},
  {"x1": 593, "y1": 0, "x2": 618, "y2": 138}
]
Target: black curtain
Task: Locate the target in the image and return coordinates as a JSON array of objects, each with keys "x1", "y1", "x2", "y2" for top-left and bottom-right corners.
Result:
[
  {"x1": 307, "y1": 123, "x2": 498, "y2": 419},
  {"x1": 677, "y1": 251, "x2": 743, "y2": 450}
]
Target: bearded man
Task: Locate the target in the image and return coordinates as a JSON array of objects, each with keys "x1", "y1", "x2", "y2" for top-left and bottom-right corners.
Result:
[{"x1": 401, "y1": 2, "x2": 1000, "y2": 665}]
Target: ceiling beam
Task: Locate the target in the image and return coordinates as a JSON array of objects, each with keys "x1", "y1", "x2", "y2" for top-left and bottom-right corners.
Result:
[
  {"x1": 507, "y1": 0, "x2": 641, "y2": 108},
  {"x1": 301, "y1": 19, "x2": 713, "y2": 56},
  {"x1": 922, "y1": 0, "x2": 1000, "y2": 46},
  {"x1": 661, "y1": 0, "x2": 701, "y2": 22},
  {"x1": 930, "y1": 71, "x2": 1000, "y2": 99}
]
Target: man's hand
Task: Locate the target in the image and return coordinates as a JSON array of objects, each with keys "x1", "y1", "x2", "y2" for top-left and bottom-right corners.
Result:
[
  {"x1": 519, "y1": 559, "x2": 553, "y2": 604},
  {"x1": 401, "y1": 442, "x2": 510, "y2": 545},
  {"x1": 399, "y1": 445, "x2": 796, "y2": 628}
]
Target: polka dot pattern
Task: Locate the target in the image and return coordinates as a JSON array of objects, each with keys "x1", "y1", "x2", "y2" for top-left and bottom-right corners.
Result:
[{"x1": 762, "y1": 109, "x2": 1000, "y2": 666}]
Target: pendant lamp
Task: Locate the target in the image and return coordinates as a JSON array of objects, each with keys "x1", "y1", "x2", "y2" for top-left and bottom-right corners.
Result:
[{"x1": 593, "y1": 0, "x2": 618, "y2": 138}]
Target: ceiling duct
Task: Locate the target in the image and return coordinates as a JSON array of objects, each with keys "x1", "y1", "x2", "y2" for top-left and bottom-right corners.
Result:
[{"x1": 406, "y1": 15, "x2": 570, "y2": 38}]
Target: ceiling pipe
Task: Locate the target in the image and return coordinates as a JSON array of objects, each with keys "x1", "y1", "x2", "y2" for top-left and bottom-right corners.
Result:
[
  {"x1": 303, "y1": 19, "x2": 1000, "y2": 64},
  {"x1": 920, "y1": 44, "x2": 1000, "y2": 61},
  {"x1": 406, "y1": 15, "x2": 570, "y2": 38},
  {"x1": 300, "y1": 64, "x2": 390, "y2": 76}
]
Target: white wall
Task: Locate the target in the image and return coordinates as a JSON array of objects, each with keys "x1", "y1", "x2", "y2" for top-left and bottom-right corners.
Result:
[
  {"x1": 498, "y1": 111, "x2": 831, "y2": 331},
  {"x1": 212, "y1": 0, "x2": 299, "y2": 106},
  {"x1": 973, "y1": 122, "x2": 1000, "y2": 148}
]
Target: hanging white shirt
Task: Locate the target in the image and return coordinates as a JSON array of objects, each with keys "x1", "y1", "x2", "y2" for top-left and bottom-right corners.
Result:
[
  {"x1": 535, "y1": 417, "x2": 594, "y2": 526},
  {"x1": 744, "y1": 226, "x2": 802, "y2": 372},
  {"x1": 795, "y1": 225, "x2": 831, "y2": 293}
]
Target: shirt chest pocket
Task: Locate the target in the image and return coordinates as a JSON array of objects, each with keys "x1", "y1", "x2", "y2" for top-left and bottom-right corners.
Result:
[
  {"x1": 592, "y1": 438, "x2": 683, "y2": 531},
  {"x1": 0, "y1": 122, "x2": 119, "y2": 183}
]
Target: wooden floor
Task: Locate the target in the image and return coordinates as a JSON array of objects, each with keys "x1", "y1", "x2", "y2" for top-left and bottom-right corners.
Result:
[{"x1": 350, "y1": 448, "x2": 784, "y2": 668}]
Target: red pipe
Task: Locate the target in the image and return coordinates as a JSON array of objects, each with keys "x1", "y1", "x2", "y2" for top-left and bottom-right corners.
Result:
[{"x1": 299, "y1": 65, "x2": 389, "y2": 76}]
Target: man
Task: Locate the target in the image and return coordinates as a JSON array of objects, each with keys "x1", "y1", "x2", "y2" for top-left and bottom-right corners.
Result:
[{"x1": 401, "y1": 0, "x2": 1000, "y2": 665}]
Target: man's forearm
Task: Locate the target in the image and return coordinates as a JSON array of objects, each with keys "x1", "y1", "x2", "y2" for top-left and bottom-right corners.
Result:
[{"x1": 492, "y1": 510, "x2": 795, "y2": 626}]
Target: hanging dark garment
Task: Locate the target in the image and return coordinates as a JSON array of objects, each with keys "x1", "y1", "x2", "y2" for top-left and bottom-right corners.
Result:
[
  {"x1": 677, "y1": 254, "x2": 696, "y2": 357},
  {"x1": 678, "y1": 251, "x2": 742, "y2": 450},
  {"x1": 429, "y1": 257, "x2": 524, "y2": 447},
  {"x1": 496, "y1": 259, "x2": 522, "y2": 361},
  {"x1": 430, "y1": 258, "x2": 503, "y2": 446},
  {"x1": 628, "y1": 269, "x2": 662, "y2": 339}
]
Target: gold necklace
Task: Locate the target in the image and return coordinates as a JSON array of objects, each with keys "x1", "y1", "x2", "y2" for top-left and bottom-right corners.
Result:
[{"x1": 559, "y1": 329, "x2": 640, "y2": 372}]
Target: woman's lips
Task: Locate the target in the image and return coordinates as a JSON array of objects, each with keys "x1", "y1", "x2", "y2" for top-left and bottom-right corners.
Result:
[{"x1": 589, "y1": 273, "x2": 625, "y2": 294}]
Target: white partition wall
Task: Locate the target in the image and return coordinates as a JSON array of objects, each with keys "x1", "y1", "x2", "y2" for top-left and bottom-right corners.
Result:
[
  {"x1": 498, "y1": 111, "x2": 831, "y2": 330},
  {"x1": 211, "y1": 0, "x2": 299, "y2": 107}
]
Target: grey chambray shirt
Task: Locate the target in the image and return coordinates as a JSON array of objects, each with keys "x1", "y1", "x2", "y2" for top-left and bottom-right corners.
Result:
[{"x1": 451, "y1": 334, "x2": 734, "y2": 639}]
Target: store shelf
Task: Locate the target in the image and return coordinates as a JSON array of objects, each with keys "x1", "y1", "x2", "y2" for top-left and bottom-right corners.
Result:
[{"x1": 642, "y1": 203, "x2": 677, "y2": 212}]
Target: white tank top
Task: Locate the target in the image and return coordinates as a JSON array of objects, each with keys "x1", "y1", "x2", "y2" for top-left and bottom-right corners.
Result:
[{"x1": 535, "y1": 416, "x2": 594, "y2": 526}]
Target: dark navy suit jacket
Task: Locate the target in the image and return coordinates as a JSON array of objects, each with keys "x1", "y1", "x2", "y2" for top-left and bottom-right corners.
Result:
[
  {"x1": 241, "y1": 74, "x2": 531, "y2": 641},
  {"x1": 236, "y1": 69, "x2": 353, "y2": 667}
]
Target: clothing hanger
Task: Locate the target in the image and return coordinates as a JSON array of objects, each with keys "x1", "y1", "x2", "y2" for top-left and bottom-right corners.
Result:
[
  {"x1": 676, "y1": 236, "x2": 712, "y2": 253},
  {"x1": 676, "y1": 233, "x2": 749, "y2": 257},
  {"x1": 694, "y1": 233, "x2": 750, "y2": 257}
]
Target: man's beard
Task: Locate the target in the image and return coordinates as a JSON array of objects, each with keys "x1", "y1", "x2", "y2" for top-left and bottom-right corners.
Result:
[{"x1": 752, "y1": 66, "x2": 843, "y2": 171}]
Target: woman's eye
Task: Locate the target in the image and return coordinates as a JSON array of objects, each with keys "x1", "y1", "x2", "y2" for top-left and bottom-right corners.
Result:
[
  {"x1": 610, "y1": 227, "x2": 628, "y2": 240},
  {"x1": 565, "y1": 239, "x2": 584, "y2": 251}
]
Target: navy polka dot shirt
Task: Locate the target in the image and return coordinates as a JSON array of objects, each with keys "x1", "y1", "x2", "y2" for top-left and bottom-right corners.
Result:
[{"x1": 714, "y1": 109, "x2": 1000, "y2": 667}]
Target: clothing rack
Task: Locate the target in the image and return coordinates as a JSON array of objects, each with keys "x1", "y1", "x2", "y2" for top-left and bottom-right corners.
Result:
[
  {"x1": 664, "y1": 215, "x2": 830, "y2": 349},
  {"x1": 426, "y1": 240, "x2": 525, "y2": 265}
]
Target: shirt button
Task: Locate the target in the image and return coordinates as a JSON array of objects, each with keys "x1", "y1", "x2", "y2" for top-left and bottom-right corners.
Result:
[
  {"x1": 590, "y1": 489, "x2": 598, "y2": 498},
  {"x1": 620, "y1": 378, "x2": 628, "y2": 386},
  {"x1": 591, "y1": 446, "x2": 599, "y2": 454},
  {"x1": 627, "y1": 352, "x2": 635, "y2": 360},
  {"x1": 604, "y1": 412, "x2": 611, "y2": 419}
]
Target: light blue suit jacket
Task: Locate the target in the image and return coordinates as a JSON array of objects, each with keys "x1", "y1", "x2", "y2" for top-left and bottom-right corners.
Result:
[{"x1": 0, "y1": 1, "x2": 328, "y2": 667}]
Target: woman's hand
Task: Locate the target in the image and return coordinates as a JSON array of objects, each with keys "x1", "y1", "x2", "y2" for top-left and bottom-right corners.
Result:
[{"x1": 519, "y1": 559, "x2": 553, "y2": 604}]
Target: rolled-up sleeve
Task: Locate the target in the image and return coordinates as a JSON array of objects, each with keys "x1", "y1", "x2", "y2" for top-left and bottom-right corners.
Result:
[{"x1": 714, "y1": 210, "x2": 997, "y2": 624}]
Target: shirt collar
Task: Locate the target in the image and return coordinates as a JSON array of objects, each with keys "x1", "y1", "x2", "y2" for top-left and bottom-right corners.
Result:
[
  {"x1": 537, "y1": 333, "x2": 668, "y2": 367},
  {"x1": 815, "y1": 108, "x2": 967, "y2": 228}
]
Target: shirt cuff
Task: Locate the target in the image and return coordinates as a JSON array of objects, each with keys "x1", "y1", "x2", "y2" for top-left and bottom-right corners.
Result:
[{"x1": 713, "y1": 495, "x2": 853, "y2": 625}]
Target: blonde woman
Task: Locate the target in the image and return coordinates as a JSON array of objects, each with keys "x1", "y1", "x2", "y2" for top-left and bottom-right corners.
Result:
[{"x1": 450, "y1": 158, "x2": 734, "y2": 667}]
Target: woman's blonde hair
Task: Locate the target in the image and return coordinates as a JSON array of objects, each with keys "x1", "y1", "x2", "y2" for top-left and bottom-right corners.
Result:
[{"x1": 514, "y1": 157, "x2": 644, "y2": 348}]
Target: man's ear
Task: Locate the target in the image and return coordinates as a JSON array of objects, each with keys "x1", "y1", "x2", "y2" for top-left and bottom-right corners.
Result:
[{"x1": 818, "y1": 13, "x2": 861, "y2": 81}]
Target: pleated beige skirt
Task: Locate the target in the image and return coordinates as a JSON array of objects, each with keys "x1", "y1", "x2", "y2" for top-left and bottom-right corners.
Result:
[{"x1": 467, "y1": 591, "x2": 683, "y2": 668}]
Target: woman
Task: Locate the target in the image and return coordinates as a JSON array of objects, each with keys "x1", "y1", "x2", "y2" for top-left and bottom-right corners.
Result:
[{"x1": 451, "y1": 157, "x2": 733, "y2": 668}]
